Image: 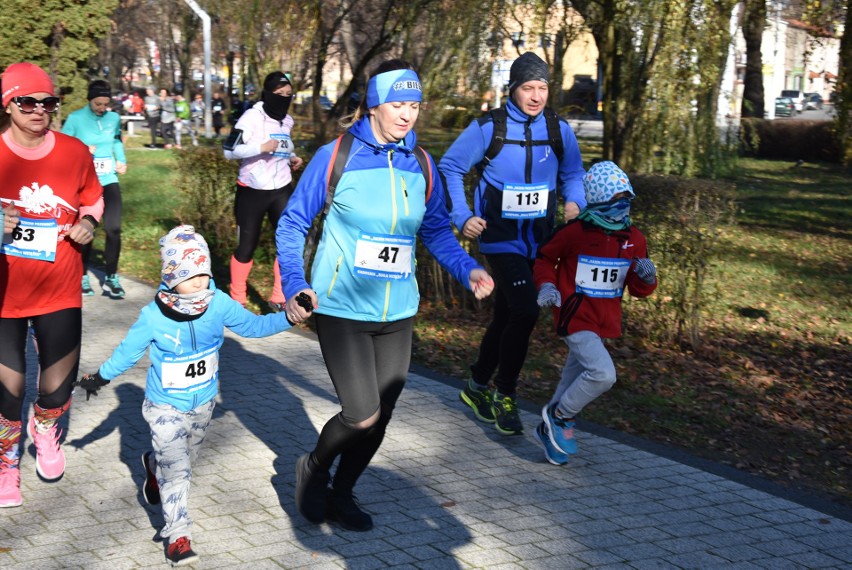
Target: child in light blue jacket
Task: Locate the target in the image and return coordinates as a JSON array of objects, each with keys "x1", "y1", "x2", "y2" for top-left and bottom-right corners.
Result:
[{"x1": 76, "y1": 225, "x2": 291, "y2": 566}]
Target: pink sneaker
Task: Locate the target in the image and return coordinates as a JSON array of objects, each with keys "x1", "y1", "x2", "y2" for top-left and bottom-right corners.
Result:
[
  {"x1": 29, "y1": 416, "x2": 65, "y2": 481},
  {"x1": 0, "y1": 463, "x2": 22, "y2": 507}
]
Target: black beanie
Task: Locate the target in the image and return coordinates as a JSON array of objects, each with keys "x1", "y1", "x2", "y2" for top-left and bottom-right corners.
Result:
[
  {"x1": 87, "y1": 80, "x2": 111, "y2": 101},
  {"x1": 508, "y1": 52, "x2": 549, "y2": 94},
  {"x1": 263, "y1": 72, "x2": 291, "y2": 93}
]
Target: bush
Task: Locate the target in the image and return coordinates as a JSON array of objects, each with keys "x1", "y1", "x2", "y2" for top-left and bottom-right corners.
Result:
[
  {"x1": 739, "y1": 118, "x2": 841, "y2": 162},
  {"x1": 629, "y1": 175, "x2": 737, "y2": 349},
  {"x1": 439, "y1": 108, "x2": 477, "y2": 129},
  {"x1": 173, "y1": 147, "x2": 239, "y2": 264}
]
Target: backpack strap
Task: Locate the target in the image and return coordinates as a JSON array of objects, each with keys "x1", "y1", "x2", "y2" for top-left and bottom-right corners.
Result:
[
  {"x1": 303, "y1": 132, "x2": 354, "y2": 271},
  {"x1": 478, "y1": 107, "x2": 507, "y2": 167},
  {"x1": 477, "y1": 106, "x2": 565, "y2": 167},
  {"x1": 412, "y1": 146, "x2": 433, "y2": 202},
  {"x1": 543, "y1": 107, "x2": 564, "y2": 162}
]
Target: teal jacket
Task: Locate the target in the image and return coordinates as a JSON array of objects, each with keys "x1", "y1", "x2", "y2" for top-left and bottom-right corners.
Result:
[
  {"x1": 276, "y1": 117, "x2": 483, "y2": 323},
  {"x1": 62, "y1": 106, "x2": 126, "y2": 186}
]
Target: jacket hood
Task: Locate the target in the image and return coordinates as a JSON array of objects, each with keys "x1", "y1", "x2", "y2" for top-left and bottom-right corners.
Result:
[{"x1": 348, "y1": 115, "x2": 418, "y2": 155}]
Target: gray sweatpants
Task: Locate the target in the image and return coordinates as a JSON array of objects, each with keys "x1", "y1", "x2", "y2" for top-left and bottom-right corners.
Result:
[
  {"x1": 141, "y1": 397, "x2": 215, "y2": 541},
  {"x1": 550, "y1": 331, "x2": 617, "y2": 417}
]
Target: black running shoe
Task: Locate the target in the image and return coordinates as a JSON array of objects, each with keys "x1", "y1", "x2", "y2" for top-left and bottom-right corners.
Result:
[
  {"x1": 493, "y1": 394, "x2": 524, "y2": 435},
  {"x1": 327, "y1": 490, "x2": 373, "y2": 531},
  {"x1": 459, "y1": 382, "x2": 495, "y2": 423},
  {"x1": 102, "y1": 274, "x2": 126, "y2": 298}
]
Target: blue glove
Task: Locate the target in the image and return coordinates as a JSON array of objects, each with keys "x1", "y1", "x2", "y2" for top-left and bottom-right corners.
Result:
[
  {"x1": 74, "y1": 372, "x2": 110, "y2": 401},
  {"x1": 537, "y1": 282, "x2": 562, "y2": 307},
  {"x1": 633, "y1": 258, "x2": 657, "y2": 284}
]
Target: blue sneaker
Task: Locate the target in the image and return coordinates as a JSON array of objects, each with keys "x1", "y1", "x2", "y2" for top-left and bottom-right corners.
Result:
[
  {"x1": 81, "y1": 275, "x2": 94, "y2": 296},
  {"x1": 534, "y1": 422, "x2": 568, "y2": 465},
  {"x1": 542, "y1": 404, "x2": 577, "y2": 455}
]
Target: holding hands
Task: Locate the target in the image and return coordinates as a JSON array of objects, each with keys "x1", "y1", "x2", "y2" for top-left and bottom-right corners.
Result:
[
  {"x1": 285, "y1": 289, "x2": 317, "y2": 324},
  {"x1": 537, "y1": 282, "x2": 561, "y2": 308},
  {"x1": 74, "y1": 372, "x2": 110, "y2": 401}
]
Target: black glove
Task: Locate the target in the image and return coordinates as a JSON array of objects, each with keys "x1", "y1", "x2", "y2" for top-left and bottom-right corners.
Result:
[{"x1": 74, "y1": 372, "x2": 110, "y2": 401}]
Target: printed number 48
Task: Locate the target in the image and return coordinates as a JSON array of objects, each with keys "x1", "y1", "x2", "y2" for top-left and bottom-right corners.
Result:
[{"x1": 185, "y1": 360, "x2": 207, "y2": 378}]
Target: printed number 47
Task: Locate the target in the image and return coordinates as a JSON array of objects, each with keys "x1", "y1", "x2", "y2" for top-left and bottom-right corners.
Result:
[{"x1": 378, "y1": 246, "x2": 399, "y2": 263}]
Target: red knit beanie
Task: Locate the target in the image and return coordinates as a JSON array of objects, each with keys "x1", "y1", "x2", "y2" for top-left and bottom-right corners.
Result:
[{"x1": 1, "y1": 62, "x2": 55, "y2": 108}]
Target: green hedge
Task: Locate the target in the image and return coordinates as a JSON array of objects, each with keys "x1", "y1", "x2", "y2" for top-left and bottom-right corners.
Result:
[{"x1": 739, "y1": 118, "x2": 841, "y2": 162}]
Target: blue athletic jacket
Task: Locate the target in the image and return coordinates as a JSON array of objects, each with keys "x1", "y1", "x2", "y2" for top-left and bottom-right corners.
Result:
[
  {"x1": 61, "y1": 106, "x2": 126, "y2": 187},
  {"x1": 438, "y1": 99, "x2": 586, "y2": 259},
  {"x1": 98, "y1": 281, "x2": 291, "y2": 412},
  {"x1": 276, "y1": 117, "x2": 483, "y2": 322}
]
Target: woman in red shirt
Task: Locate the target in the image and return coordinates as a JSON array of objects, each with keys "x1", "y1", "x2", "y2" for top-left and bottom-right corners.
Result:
[{"x1": 0, "y1": 62, "x2": 103, "y2": 507}]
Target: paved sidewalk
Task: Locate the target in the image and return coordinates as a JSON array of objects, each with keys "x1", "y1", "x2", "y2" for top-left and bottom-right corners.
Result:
[{"x1": 1, "y1": 273, "x2": 849, "y2": 569}]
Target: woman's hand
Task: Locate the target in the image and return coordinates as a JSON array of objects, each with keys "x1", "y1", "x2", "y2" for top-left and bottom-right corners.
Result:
[
  {"x1": 462, "y1": 216, "x2": 487, "y2": 239},
  {"x1": 469, "y1": 269, "x2": 494, "y2": 300},
  {"x1": 290, "y1": 155, "x2": 304, "y2": 170},
  {"x1": 3, "y1": 204, "x2": 20, "y2": 235},
  {"x1": 285, "y1": 288, "x2": 317, "y2": 324},
  {"x1": 260, "y1": 139, "x2": 279, "y2": 154},
  {"x1": 68, "y1": 218, "x2": 96, "y2": 245},
  {"x1": 116, "y1": 161, "x2": 127, "y2": 175}
]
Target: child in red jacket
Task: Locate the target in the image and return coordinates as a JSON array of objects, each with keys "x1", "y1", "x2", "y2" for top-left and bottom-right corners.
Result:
[{"x1": 532, "y1": 161, "x2": 657, "y2": 465}]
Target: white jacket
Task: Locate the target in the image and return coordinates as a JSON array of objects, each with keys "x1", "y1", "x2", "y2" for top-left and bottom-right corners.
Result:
[{"x1": 224, "y1": 102, "x2": 298, "y2": 190}]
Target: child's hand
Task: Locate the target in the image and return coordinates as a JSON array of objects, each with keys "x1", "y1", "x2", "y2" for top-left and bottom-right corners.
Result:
[
  {"x1": 537, "y1": 283, "x2": 562, "y2": 307},
  {"x1": 74, "y1": 372, "x2": 110, "y2": 401},
  {"x1": 633, "y1": 258, "x2": 657, "y2": 284}
]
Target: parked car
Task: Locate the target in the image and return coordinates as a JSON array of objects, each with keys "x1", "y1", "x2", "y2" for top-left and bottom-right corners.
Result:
[
  {"x1": 774, "y1": 97, "x2": 795, "y2": 117},
  {"x1": 804, "y1": 92, "x2": 823, "y2": 110},
  {"x1": 299, "y1": 95, "x2": 334, "y2": 114},
  {"x1": 780, "y1": 89, "x2": 805, "y2": 113}
]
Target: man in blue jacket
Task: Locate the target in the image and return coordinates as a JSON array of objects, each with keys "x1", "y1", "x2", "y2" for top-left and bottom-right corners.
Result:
[{"x1": 438, "y1": 52, "x2": 586, "y2": 435}]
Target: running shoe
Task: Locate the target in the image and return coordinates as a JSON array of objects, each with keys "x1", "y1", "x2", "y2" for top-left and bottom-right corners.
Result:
[
  {"x1": 0, "y1": 461, "x2": 22, "y2": 508},
  {"x1": 166, "y1": 536, "x2": 198, "y2": 566},
  {"x1": 542, "y1": 404, "x2": 578, "y2": 455},
  {"x1": 29, "y1": 416, "x2": 65, "y2": 481},
  {"x1": 326, "y1": 490, "x2": 373, "y2": 531},
  {"x1": 534, "y1": 421, "x2": 568, "y2": 466},
  {"x1": 102, "y1": 274, "x2": 126, "y2": 298},
  {"x1": 492, "y1": 393, "x2": 524, "y2": 435},
  {"x1": 81, "y1": 275, "x2": 94, "y2": 296},
  {"x1": 459, "y1": 382, "x2": 495, "y2": 423}
]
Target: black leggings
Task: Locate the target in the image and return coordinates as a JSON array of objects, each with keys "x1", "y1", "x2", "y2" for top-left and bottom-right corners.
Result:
[
  {"x1": 82, "y1": 182, "x2": 122, "y2": 275},
  {"x1": 471, "y1": 253, "x2": 540, "y2": 396},
  {"x1": 233, "y1": 184, "x2": 294, "y2": 263},
  {"x1": 0, "y1": 308, "x2": 82, "y2": 421},
  {"x1": 310, "y1": 315, "x2": 412, "y2": 489}
]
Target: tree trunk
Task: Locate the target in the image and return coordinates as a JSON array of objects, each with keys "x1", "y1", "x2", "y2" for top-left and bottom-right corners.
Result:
[{"x1": 741, "y1": 0, "x2": 766, "y2": 118}]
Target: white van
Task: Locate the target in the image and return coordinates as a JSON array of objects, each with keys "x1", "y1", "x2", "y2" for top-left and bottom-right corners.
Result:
[{"x1": 780, "y1": 90, "x2": 805, "y2": 113}]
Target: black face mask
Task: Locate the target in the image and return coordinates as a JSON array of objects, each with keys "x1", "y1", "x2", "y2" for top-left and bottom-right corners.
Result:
[{"x1": 262, "y1": 91, "x2": 292, "y2": 121}]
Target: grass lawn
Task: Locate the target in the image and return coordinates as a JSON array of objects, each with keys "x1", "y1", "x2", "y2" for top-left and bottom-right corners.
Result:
[{"x1": 98, "y1": 128, "x2": 850, "y2": 506}]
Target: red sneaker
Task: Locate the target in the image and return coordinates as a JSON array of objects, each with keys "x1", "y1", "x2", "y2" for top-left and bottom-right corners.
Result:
[{"x1": 166, "y1": 536, "x2": 199, "y2": 566}]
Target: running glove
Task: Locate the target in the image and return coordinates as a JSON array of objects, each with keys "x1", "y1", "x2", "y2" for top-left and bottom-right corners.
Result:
[
  {"x1": 633, "y1": 258, "x2": 657, "y2": 284},
  {"x1": 75, "y1": 372, "x2": 110, "y2": 401},
  {"x1": 537, "y1": 282, "x2": 562, "y2": 307}
]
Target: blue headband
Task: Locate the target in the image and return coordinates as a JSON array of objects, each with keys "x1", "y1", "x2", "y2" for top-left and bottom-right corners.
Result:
[{"x1": 366, "y1": 69, "x2": 422, "y2": 108}]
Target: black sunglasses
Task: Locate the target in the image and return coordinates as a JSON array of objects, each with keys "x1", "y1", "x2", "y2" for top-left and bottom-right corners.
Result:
[{"x1": 11, "y1": 96, "x2": 61, "y2": 114}]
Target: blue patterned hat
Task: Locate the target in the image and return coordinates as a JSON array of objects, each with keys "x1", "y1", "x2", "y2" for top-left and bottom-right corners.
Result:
[
  {"x1": 159, "y1": 225, "x2": 211, "y2": 289},
  {"x1": 583, "y1": 161, "x2": 635, "y2": 204}
]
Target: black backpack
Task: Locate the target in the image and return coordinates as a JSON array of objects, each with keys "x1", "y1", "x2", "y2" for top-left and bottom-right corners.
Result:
[
  {"x1": 476, "y1": 106, "x2": 564, "y2": 169},
  {"x1": 302, "y1": 132, "x2": 434, "y2": 271}
]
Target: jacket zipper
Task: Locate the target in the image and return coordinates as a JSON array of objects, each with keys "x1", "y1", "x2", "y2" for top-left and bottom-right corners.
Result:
[
  {"x1": 383, "y1": 150, "x2": 398, "y2": 321},
  {"x1": 521, "y1": 118, "x2": 534, "y2": 257}
]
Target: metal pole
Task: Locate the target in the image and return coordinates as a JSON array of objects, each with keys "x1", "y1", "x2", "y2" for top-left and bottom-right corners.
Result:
[{"x1": 183, "y1": 0, "x2": 213, "y2": 138}]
